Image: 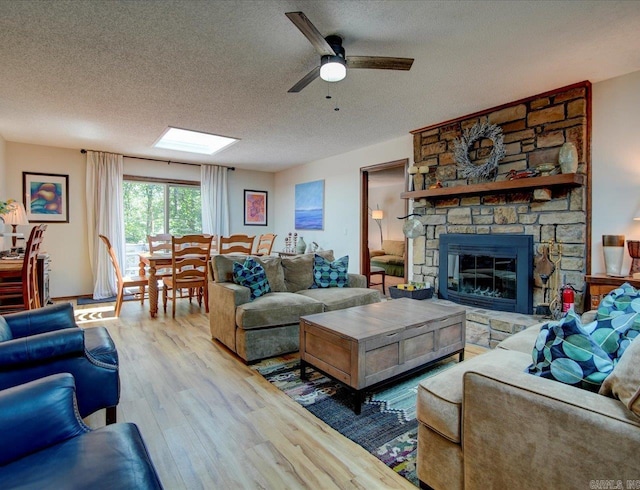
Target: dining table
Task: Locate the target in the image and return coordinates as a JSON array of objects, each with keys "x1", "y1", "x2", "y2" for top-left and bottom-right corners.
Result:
[{"x1": 138, "y1": 251, "x2": 173, "y2": 318}]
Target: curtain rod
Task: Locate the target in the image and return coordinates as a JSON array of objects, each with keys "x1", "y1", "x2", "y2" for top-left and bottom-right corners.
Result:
[{"x1": 80, "y1": 149, "x2": 235, "y2": 170}]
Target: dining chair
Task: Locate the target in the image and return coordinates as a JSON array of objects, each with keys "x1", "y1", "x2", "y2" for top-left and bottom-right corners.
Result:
[
  {"x1": 255, "y1": 233, "x2": 277, "y2": 256},
  {"x1": 219, "y1": 234, "x2": 255, "y2": 254},
  {"x1": 162, "y1": 234, "x2": 213, "y2": 318},
  {"x1": 147, "y1": 233, "x2": 173, "y2": 278},
  {"x1": 98, "y1": 235, "x2": 148, "y2": 317},
  {"x1": 0, "y1": 224, "x2": 46, "y2": 314}
]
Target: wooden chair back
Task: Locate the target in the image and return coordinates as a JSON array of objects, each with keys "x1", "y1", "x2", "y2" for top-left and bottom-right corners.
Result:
[
  {"x1": 99, "y1": 234, "x2": 125, "y2": 288},
  {"x1": 0, "y1": 224, "x2": 46, "y2": 313},
  {"x1": 170, "y1": 234, "x2": 213, "y2": 285},
  {"x1": 255, "y1": 233, "x2": 277, "y2": 256},
  {"x1": 219, "y1": 234, "x2": 255, "y2": 254},
  {"x1": 148, "y1": 233, "x2": 172, "y2": 254}
]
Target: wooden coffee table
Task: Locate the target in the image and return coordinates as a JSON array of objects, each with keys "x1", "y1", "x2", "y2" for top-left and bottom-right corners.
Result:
[{"x1": 299, "y1": 298, "x2": 466, "y2": 414}]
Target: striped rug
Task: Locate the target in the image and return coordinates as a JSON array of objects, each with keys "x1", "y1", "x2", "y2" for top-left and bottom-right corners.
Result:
[{"x1": 252, "y1": 354, "x2": 456, "y2": 487}]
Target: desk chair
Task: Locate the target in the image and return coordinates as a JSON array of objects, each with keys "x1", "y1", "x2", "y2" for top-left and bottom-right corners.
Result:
[
  {"x1": 255, "y1": 233, "x2": 277, "y2": 256},
  {"x1": 162, "y1": 234, "x2": 213, "y2": 318},
  {"x1": 219, "y1": 234, "x2": 255, "y2": 254},
  {"x1": 99, "y1": 235, "x2": 148, "y2": 317},
  {"x1": 0, "y1": 224, "x2": 46, "y2": 314}
]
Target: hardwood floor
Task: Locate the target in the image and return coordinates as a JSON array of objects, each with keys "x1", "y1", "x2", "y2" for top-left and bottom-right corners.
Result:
[{"x1": 76, "y1": 298, "x2": 485, "y2": 489}]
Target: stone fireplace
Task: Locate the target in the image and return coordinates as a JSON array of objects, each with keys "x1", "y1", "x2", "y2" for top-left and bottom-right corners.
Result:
[
  {"x1": 405, "y1": 82, "x2": 591, "y2": 324},
  {"x1": 439, "y1": 233, "x2": 533, "y2": 314}
]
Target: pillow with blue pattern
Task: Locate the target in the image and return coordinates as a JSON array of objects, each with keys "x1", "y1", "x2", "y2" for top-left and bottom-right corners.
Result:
[
  {"x1": 0, "y1": 316, "x2": 12, "y2": 342},
  {"x1": 312, "y1": 254, "x2": 349, "y2": 289},
  {"x1": 528, "y1": 310, "x2": 614, "y2": 391},
  {"x1": 595, "y1": 282, "x2": 640, "y2": 360},
  {"x1": 232, "y1": 257, "x2": 271, "y2": 301}
]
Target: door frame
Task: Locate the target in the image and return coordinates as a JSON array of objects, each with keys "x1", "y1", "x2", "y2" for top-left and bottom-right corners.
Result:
[{"x1": 360, "y1": 158, "x2": 409, "y2": 283}]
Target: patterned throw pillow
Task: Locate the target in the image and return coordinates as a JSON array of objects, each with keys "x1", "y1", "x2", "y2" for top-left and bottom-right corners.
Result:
[
  {"x1": 312, "y1": 254, "x2": 349, "y2": 289},
  {"x1": 595, "y1": 282, "x2": 640, "y2": 360},
  {"x1": 232, "y1": 257, "x2": 271, "y2": 301},
  {"x1": 528, "y1": 310, "x2": 614, "y2": 391}
]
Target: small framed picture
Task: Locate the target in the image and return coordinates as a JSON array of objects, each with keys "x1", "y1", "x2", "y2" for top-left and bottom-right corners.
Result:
[
  {"x1": 244, "y1": 189, "x2": 267, "y2": 226},
  {"x1": 23, "y1": 172, "x2": 70, "y2": 223}
]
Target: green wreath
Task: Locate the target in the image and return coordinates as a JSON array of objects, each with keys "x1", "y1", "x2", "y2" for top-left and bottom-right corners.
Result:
[{"x1": 454, "y1": 121, "x2": 505, "y2": 181}]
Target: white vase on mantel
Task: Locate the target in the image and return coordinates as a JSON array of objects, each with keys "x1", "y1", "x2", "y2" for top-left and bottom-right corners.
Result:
[{"x1": 558, "y1": 142, "x2": 578, "y2": 174}]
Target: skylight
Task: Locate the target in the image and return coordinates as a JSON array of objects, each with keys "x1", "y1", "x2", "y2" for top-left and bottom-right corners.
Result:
[{"x1": 154, "y1": 127, "x2": 238, "y2": 155}]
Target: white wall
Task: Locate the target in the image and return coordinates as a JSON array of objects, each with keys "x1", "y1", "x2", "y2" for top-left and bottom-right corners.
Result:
[
  {"x1": 5, "y1": 143, "x2": 90, "y2": 297},
  {"x1": 4, "y1": 145, "x2": 274, "y2": 297},
  {"x1": 592, "y1": 70, "x2": 640, "y2": 274},
  {"x1": 273, "y1": 134, "x2": 413, "y2": 272}
]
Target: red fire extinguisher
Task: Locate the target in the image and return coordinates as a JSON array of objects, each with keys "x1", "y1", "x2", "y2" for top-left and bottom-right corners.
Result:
[{"x1": 561, "y1": 284, "x2": 576, "y2": 313}]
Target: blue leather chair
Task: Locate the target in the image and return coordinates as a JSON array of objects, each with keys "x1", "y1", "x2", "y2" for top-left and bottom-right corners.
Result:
[
  {"x1": 0, "y1": 374, "x2": 163, "y2": 489},
  {"x1": 0, "y1": 303, "x2": 119, "y2": 423}
]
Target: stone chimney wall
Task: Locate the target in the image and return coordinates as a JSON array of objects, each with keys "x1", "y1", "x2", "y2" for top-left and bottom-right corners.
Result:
[{"x1": 409, "y1": 82, "x2": 591, "y2": 313}]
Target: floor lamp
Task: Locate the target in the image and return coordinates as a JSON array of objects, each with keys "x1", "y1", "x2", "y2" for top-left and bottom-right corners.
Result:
[
  {"x1": 0, "y1": 201, "x2": 28, "y2": 248},
  {"x1": 372, "y1": 209, "x2": 384, "y2": 248}
]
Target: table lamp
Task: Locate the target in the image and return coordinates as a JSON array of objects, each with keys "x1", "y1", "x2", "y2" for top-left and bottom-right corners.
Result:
[{"x1": 0, "y1": 201, "x2": 28, "y2": 247}]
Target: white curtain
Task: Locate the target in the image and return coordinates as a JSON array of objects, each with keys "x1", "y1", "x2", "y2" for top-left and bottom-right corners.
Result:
[
  {"x1": 201, "y1": 164, "x2": 230, "y2": 236},
  {"x1": 86, "y1": 151, "x2": 124, "y2": 299}
]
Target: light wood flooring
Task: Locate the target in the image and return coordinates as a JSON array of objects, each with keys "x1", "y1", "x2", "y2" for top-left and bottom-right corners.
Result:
[{"x1": 76, "y1": 297, "x2": 485, "y2": 489}]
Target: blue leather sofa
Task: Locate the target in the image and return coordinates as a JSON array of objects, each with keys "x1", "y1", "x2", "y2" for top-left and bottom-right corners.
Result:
[
  {"x1": 0, "y1": 374, "x2": 163, "y2": 489},
  {"x1": 0, "y1": 303, "x2": 119, "y2": 423}
]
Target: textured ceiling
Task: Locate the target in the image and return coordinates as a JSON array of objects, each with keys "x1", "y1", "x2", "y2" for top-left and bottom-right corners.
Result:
[{"x1": 1, "y1": 0, "x2": 639, "y2": 172}]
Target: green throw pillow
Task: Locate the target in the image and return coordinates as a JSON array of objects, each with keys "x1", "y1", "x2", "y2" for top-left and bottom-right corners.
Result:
[
  {"x1": 312, "y1": 254, "x2": 349, "y2": 289},
  {"x1": 232, "y1": 257, "x2": 271, "y2": 301},
  {"x1": 528, "y1": 310, "x2": 614, "y2": 391}
]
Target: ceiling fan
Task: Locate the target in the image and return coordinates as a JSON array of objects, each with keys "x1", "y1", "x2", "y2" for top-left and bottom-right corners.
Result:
[{"x1": 286, "y1": 11, "x2": 414, "y2": 93}]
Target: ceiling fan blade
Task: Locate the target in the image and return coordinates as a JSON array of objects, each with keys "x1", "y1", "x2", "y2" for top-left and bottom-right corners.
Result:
[
  {"x1": 347, "y1": 56, "x2": 414, "y2": 71},
  {"x1": 286, "y1": 11, "x2": 336, "y2": 56},
  {"x1": 288, "y1": 66, "x2": 321, "y2": 93}
]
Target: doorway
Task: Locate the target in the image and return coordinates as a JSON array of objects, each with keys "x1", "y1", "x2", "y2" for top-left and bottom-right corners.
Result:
[{"x1": 360, "y1": 159, "x2": 409, "y2": 293}]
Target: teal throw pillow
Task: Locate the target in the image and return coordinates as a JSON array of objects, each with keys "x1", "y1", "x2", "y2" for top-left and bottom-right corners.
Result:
[
  {"x1": 312, "y1": 254, "x2": 349, "y2": 289},
  {"x1": 528, "y1": 310, "x2": 614, "y2": 391},
  {"x1": 595, "y1": 282, "x2": 640, "y2": 360},
  {"x1": 232, "y1": 257, "x2": 271, "y2": 301}
]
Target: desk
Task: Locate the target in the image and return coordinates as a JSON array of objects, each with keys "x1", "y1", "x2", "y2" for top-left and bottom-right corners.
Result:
[
  {"x1": 585, "y1": 274, "x2": 640, "y2": 309},
  {"x1": 139, "y1": 252, "x2": 172, "y2": 318}
]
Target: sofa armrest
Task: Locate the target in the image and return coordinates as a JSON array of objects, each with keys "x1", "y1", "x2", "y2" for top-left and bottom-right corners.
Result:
[
  {"x1": 209, "y1": 282, "x2": 251, "y2": 353},
  {"x1": 0, "y1": 373, "x2": 89, "y2": 465},
  {"x1": 462, "y1": 364, "x2": 640, "y2": 489},
  {"x1": 347, "y1": 273, "x2": 367, "y2": 288},
  {"x1": 4, "y1": 303, "x2": 77, "y2": 338},
  {"x1": 370, "y1": 250, "x2": 385, "y2": 257},
  {"x1": 0, "y1": 328, "x2": 85, "y2": 369}
]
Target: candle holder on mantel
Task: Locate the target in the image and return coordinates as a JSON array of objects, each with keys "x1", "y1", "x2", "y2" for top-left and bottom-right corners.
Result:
[{"x1": 627, "y1": 240, "x2": 640, "y2": 278}]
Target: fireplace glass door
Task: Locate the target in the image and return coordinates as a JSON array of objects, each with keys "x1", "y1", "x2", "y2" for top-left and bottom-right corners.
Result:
[{"x1": 447, "y1": 253, "x2": 517, "y2": 300}]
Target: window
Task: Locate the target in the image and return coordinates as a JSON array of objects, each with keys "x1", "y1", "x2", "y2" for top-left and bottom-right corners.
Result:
[{"x1": 122, "y1": 178, "x2": 202, "y2": 275}]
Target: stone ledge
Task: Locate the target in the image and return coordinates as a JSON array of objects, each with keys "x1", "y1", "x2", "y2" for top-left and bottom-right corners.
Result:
[{"x1": 430, "y1": 298, "x2": 542, "y2": 348}]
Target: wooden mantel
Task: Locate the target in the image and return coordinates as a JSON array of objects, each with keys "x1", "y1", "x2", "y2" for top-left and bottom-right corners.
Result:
[{"x1": 400, "y1": 173, "x2": 585, "y2": 200}]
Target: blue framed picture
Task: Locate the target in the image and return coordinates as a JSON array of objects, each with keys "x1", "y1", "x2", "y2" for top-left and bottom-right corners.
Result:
[{"x1": 295, "y1": 180, "x2": 324, "y2": 230}]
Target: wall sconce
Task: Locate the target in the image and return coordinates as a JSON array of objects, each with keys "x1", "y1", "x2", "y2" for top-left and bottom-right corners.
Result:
[
  {"x1": 0, "y1": 201, "x2": 28, "y2": 247},
  {"x1": 372, "y1": 209, "x2": 384, "y2": 247}
]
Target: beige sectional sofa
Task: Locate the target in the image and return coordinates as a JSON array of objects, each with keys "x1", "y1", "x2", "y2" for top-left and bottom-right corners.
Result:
[
  {"x1": 416, "y1": 317, "x2": 640, "y2": 489},
  {"x1": 208, "y1": 251, "x2": 380, "y2": 362}
]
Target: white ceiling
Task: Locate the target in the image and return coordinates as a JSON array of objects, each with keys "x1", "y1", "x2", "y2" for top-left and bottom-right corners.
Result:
[{"x1": 1, "y1": 0, "x2": 639, "y2": 173}]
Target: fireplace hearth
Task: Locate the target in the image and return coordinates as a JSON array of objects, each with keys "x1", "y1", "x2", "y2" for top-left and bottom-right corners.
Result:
[{"x1": 438, "y1": 234, "x2": 533, "y2": 314}]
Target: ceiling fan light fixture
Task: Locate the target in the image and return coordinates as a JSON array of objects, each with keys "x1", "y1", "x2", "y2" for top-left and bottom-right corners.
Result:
[{"x1": 320, "y1": 55, "x2": 346, "y2": 82}]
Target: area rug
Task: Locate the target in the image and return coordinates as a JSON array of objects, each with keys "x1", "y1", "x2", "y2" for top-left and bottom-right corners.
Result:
[
  {"x1": 77, "y1": 294, "x2": 134, "y2": 305},
  {"x1": 252, "y1": 354, "x2": 456, "y2": 487}
]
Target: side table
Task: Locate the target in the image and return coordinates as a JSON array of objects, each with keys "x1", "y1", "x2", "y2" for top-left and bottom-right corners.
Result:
[{"x1": 585, "y1": 273, "x2": 640, "y2": 309}]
